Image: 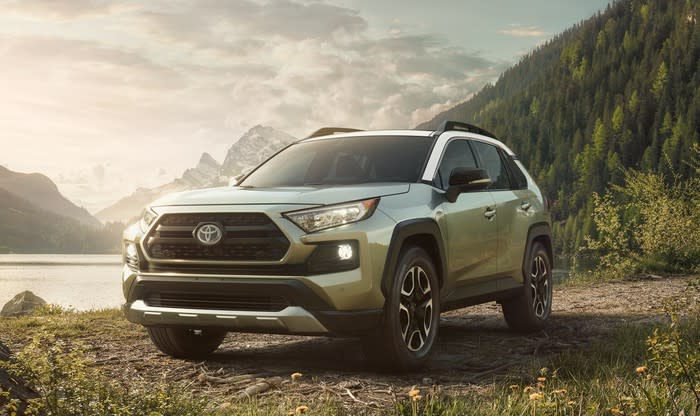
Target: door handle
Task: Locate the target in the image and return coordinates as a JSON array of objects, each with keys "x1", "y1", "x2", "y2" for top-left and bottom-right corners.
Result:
[
  {"x1": 484, "y1": 207, "x2": 496, "y2": 219},
  {"x1": 520, "y1": 201, "x2": 531, "y2": 211}
]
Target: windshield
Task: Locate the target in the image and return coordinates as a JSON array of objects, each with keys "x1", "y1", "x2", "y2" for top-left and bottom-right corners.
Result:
[{"x1": 240, "y1": 135, "x2": 433, "y2": 187}]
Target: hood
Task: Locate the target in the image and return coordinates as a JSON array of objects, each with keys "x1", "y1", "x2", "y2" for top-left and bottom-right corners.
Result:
[{"x1": 150, "y1": 183, "x2": 411, "y2": 207}]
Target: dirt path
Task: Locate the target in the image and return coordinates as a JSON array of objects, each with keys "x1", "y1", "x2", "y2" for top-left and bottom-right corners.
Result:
[{"x1": 1, "y1": 275, "x2": 697, "y2": 409}]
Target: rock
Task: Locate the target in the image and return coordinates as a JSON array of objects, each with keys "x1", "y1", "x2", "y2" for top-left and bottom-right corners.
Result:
[{"x1": 1, "y1": 291, "x2": 47, "y2": 317}]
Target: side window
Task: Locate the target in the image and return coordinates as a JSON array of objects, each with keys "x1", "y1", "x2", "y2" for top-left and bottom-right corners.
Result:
[
  {"x1": 470, "y1": 141, "x2": 512, "y2": 190},
  {"x1": 435, "y1": 140, "x2": 477, "y2": 190},
  {"x1": 504, "y1": 156, "x2": 528, "y2": 189}
]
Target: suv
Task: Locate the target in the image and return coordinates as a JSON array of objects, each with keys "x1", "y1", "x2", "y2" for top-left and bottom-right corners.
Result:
[{"x1": 122, "y1": 121, "x2": 552, "y2": 371}]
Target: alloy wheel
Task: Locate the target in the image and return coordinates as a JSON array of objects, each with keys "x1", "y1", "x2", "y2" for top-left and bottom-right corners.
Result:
[
  {"x1": 530, "y1": 255, "x2": 550, "y2": 318},
  {"x1": 398, "y1": 265, "x2": 433, "y2": 351}
]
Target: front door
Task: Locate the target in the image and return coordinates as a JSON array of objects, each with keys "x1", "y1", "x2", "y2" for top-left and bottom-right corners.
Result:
[{"x1": 435, "y1": 139, "x2": 499, "y2": 285}]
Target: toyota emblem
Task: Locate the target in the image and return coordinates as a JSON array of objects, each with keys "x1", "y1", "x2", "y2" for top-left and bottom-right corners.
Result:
[{"x1": 194, "y1": 223, "x2": 223, "y2": 245}]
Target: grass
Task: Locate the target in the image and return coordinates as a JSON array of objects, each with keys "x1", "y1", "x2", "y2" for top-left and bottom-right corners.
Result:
[{"x1": 1, "y1": 282, "x2": 699, "y2": 416}]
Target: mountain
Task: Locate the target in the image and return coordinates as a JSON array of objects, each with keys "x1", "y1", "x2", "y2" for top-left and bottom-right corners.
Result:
[
  {"x1": 95, "y1": 152, "x2": 221, "y2": 223},
  {"x1": 418, "y1": 0, "x2": 699, "y2": 256},
  {"x1": 96, "y1": 126, "x2": 297, "y2": 223},
  {"x1": 0, "y1": 188, "x2": 122, "y2": 253},
  {"x1": 0, "y1": 166, "x2": 101, "y2": 228},
  {"x1": 220, "y1": 125, "x2": 297, "y2": 177}
]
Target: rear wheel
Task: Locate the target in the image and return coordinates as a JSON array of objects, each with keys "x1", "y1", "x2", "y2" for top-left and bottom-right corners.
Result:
[
  {"x1": 147, "y1": 327, "x2": 226, "y2": 359},
  {"x1": 502, "y1": 242, "x2": 552, "y2": 332},
  {"x1": 363, "y1": 247, "x2": 440, "y2": 371}
]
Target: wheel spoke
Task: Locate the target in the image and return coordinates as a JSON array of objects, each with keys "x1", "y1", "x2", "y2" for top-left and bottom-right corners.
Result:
[
  {"x1": 421, "y1": 299, "x2": 433, "y2": 335},
  {"x1": 417, "y1": 268, "x2": 431, "y2": 296},
  {"x1": 531, "y1": 257, "x2": 540, "y2": 279},
  {"x1": 407, "y1": 329, "x2": 424, "y2": 351},
  {"x1": 539, "y1": 257, "x2": 547, "y2": 277},
  {"x1": 401, "y1": 267, "x2": 416, "y2": 297},
  {"x1": 399, "y1": 302, "x2": 411, "y2": 340}
]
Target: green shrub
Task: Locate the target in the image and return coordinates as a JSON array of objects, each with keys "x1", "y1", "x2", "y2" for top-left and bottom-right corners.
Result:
[
  {"x1": 0, "y1": 331, "x2": 210, "y2": 416},
  {"x1": 573, "y1": 145, "x2": 700, "y2": 280}
]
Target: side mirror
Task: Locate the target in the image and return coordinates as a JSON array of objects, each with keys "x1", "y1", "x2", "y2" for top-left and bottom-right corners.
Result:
[{"x1": 445, "y1": 167, "x2": 491, "y2": 202}]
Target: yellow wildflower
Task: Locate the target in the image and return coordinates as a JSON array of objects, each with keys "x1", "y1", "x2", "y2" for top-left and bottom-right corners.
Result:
[
  {"x1": 635, "y1": 366, "x2": 647, "y2": 374},
  {"x1": 529, "y1": 393, "x2": 544, "y2": 401},
  {"x1": 553, "y1": 389, "x2": 567, "y2": 395},
  {"x1": 523, "y1": 386, "x2": 534, "y2": 393},
  {"x1": 408, "y1": 387, "x2": 420, "y2": 398},
  {"x1": 412, "y1": 394, "x2": 423, "y2": 402},
  {"x1": 537, "y1": 377, "x2": 546, "y2": 383},
  {"x1": 295, "y1": 405, "x2": 309, "y2": 414},
  {"x1": 291, "y1": 372, "x2": 303, "y2": 381}
]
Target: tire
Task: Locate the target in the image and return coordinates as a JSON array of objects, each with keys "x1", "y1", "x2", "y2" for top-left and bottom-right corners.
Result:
[
  {"x1": 502, "y1": 242, "x2": 553, "y2": 332},
  {"x1": 146, "y1": 327, "x2": 226, "y2": 359},
  {"x1": 363, "y1": 247, "x2": 440, "y2": 372}
]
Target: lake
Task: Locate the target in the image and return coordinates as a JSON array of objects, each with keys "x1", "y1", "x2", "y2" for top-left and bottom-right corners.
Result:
[{"x1": 0, "y1": 254, "x2": 123, "y2": 311}]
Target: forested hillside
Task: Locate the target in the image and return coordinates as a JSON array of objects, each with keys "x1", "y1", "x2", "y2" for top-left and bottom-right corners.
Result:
[
  {"x1": 0, "y1": 189, "x2": 123, "y2": 254},
  {"x1": 419, "y1": 0, "x2": 699, "y2": 257}
]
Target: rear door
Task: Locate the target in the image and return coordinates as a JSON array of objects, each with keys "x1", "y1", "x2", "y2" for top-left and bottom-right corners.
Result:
[
  {"x1": 435, "y1": 139, "x2": 499, "y2": 285},
  {"x1": 470, "y1": 140, "x2": 533, "y2": 280}
]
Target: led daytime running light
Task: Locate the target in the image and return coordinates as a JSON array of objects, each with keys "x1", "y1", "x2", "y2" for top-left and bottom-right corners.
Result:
[{"x1": 284, "y1": 198, "x2": 378, "y2": 233}]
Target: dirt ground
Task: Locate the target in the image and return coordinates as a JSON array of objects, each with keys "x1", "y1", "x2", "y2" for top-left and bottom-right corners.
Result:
[{"x1": 1, "y1": 275, "x2": 697, "y2": 410}]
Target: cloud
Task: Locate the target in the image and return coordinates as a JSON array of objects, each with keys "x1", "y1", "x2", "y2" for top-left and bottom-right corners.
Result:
[
  {"x1": 0, "y1": 0, "x2": 508, "y2": 210},
  {"x1": 0, "y1": 0, "x2": 135, "y2": 19},
  {"x1": 499, "y1": 26, "x2": 550, "y2": 37}
]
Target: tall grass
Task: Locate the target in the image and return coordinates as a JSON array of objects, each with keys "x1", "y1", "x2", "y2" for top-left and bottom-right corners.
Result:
[{"x1": 1, "y1": 288, "x2": 698, "y2": 415}]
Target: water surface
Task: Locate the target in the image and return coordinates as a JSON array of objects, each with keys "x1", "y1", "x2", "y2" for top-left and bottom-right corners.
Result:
[{"x1": 0, "y1": 254, "x2": 123, "y2": 311}]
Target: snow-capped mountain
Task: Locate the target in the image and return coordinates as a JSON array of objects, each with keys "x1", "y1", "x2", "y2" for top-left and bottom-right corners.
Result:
[
  {"x1": 220, "y1": 125, "x2": 297, "y2": 177},
  {"x1": 95, "y1": 126, "x2": 297, "y2": 223}
]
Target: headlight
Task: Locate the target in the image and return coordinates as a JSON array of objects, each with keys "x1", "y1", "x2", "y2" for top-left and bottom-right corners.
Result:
[
  {"x1": 284, "y1": 198, "x2": 379, "y2": 233},
  {"x1": 124, "y1": 241, "x2": 140, "y2": 269},
  {"x1": 139, "y1": 207, "x2": 158, "y2": 233}
]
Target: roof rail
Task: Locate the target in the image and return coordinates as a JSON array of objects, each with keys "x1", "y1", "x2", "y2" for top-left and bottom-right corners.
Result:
[
  {"x1": 306, "y1": 127, "x2": 363, "y2": 139},
  {"x1": 434, "y1": 121, "x2": 497, "y2": 139}
]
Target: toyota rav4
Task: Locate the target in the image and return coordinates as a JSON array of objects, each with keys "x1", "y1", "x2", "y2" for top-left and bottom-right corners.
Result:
[{"x1": 122, "y1": 121, "x2": 553, "y2": 371}]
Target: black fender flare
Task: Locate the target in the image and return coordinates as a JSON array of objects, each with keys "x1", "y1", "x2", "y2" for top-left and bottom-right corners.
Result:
[
  {"x1": 380, "y1": 218, "x2": 447, "y2": 298},
  {"x1": 522, "y1": 222, "x2": 553, "y2": 281}
]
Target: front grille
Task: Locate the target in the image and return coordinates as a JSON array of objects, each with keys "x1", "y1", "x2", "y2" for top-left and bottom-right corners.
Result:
[
  {"x1": 144, "y1": 213, "x2": 290, "y2": 262},
  {"x1": 145, "y1": 292, "x2": 289, "y2": 312}
]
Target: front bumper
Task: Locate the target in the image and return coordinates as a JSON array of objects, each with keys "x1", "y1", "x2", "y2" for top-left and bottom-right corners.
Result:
[
  {"x1": 126, "y1": 301, "x2": 331, "y2": 334},
  {"x1": 123, "y1": 273, "x2": 383, "y2": 336},
  {"x1": 122, "y1": 203, "x2": 396, "y2": 336}
]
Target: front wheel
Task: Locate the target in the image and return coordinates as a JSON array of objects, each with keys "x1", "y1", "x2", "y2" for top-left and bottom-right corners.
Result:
[
  {"x1": 363, "y1": 247, "x2": 440, "y2": 372},
  {"x1": 502, "y1": 242, "x2": 552, "y2": 332},
  {"x1": 147, "y1": 327, "x2": 226, "y2": 359}
]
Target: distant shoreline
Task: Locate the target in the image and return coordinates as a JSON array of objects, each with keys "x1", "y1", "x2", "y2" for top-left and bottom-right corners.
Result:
[
  {"x1": 0, "y1": 254, "x2": 122, "y2": 266},
  {"x1": 0, "y1": 261, "x2": 121, "y2": 266}
]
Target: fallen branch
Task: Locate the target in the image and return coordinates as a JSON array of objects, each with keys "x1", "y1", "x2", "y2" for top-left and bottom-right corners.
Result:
[{"x1": 235, "y1": 377, "x2": 283, "y2": 400}]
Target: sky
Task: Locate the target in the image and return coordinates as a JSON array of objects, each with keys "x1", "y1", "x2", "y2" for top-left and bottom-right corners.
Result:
[{"x1": 0, "y1": 0, "x2": 611, "y2": 213}]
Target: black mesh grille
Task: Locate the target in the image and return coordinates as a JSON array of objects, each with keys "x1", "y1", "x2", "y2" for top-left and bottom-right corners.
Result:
[
  {"x1": 145, "y1": 213, "x2": 290, "y2": 261},
  {"x1": 144, "y1": 292, "x2": 289, "y2": 312}
]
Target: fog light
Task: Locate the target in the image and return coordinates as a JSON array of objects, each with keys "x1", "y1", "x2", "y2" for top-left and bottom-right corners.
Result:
[
  {"x1": 124, "y1": 242, "x2": 139, "y2": 269},
  {"x1": 338, "y1": 244, "x2": 353, "y2": 260},
  {"x1": 306, "y1": 240, "x2": 359, "y2": 274}
]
